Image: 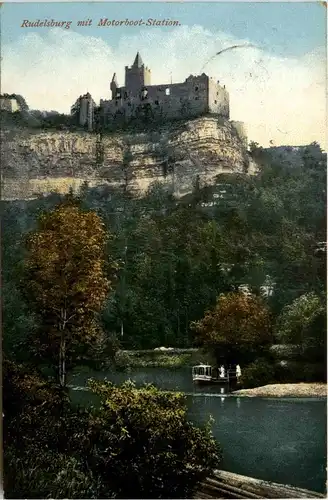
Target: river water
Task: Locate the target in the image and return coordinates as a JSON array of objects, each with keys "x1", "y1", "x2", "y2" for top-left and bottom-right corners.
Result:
[{"x1": 69, "y1": 366, "x2": 327, "y2": 493}]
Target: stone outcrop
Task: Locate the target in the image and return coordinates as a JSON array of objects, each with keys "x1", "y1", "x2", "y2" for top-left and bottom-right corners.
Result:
[{"x1": 1, "y1": 116, "x2": 252, "y2": 200}]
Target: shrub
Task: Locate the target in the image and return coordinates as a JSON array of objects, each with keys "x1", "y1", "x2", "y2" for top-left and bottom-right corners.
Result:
[
  {"x1": 240, "y1": 358, "x2": 275, "y2": 389},
  {"x1": 303, "y1": 362, "x2": 326, "y2": 382},
  {"x1": 274, "y1": 361, "x2": 326, "y2": 383},
  {"x1": 275, "y1": 293, "x2": 326, "y2": 363},
  {"x1": 113, "y1": 350, "x2": 133, "y2": 371},
  {"x1": 4, "y1": 447, "x2": 109, "y2": 499},
  {"x1": 3, "y1": 357, "x2": 69, "y2": 424},
  {"x1": 85, "y1": 379, "x2": 222, "y2": 498},
  {"x1": 4, "y1": 364, "x2": 222, "y2": 499}
]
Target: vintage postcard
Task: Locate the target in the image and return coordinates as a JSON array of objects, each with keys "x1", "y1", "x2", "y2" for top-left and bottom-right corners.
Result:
[{"x1": 1, "y1": 1, "x2": 326, "y2": 499}]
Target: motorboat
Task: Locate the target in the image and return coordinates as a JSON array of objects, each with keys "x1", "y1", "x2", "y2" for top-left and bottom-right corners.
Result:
[{"x1": 192, "y1": 364, "x2": 241, "y2": 385}]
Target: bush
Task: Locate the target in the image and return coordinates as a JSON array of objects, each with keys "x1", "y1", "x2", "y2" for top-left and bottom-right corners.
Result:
[
  {"x1": 83, "y1": 332, "x2": 121, "y2": 370},
  {"x1": 240, "y1": 358, "x2": 275, "y2": 389},
  {"x1": 4, "y1": 447, "x2": 108, "y2": 499},
  {"x1": 4, "y1": 364, "x2": 222, "y2": 499},
  {"x1": 116, "y1": 352, "x2": 194, "y2": 368},
  {"x1": 275, "y1": 293, "x2": 326, "y2": 363},
  {"x1": 113, "y1": 350, "x2": 133, "y2": 371},
  {"x1": 273, "y1": 361, "x2": 326, "y2": 383},
  {"x1": 3, "y1": 357, "x2": 69, "y2": 424},
  {"x1": 85, "y1": 379, "x2": 222, "y2": 498},
  {"x1": 303, "y1": 362, "x2": 326, "y2": 382}
]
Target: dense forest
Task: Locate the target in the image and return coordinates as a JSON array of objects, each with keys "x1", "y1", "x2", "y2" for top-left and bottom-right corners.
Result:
[{"x1": 2, "y1": 142, "x2": 326, "y2": 364}]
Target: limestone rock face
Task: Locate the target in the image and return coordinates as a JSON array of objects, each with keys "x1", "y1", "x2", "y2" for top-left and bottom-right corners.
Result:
[{"x1": 1, "y1": 117, "x2": 251, "y2": 200}]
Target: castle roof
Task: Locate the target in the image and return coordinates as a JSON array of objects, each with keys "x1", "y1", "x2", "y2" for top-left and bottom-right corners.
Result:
[{"x1": 133, "y1": 52, "x2": 144, "y2": 68}]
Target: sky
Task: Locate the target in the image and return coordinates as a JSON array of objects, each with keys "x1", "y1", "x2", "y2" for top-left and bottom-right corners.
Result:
[{"x1": 1, "y1": 2, "x2": 327, "y2": 147}]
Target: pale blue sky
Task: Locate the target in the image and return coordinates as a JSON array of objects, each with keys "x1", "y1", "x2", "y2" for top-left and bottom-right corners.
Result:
[{"x1": 1, "y1": 2, "x2": 326, "y2": 56}]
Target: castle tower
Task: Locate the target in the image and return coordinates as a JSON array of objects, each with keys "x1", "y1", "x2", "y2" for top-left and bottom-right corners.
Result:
[
  {"x1": 125, "y1": 52, "x2": 151, "y2": 95},
  {"x1": 133, "y1": 52, "x2": 143, "y2": 68},
  {"x1": 110, "y1": 73, "x2": 118, "y2": 99}
]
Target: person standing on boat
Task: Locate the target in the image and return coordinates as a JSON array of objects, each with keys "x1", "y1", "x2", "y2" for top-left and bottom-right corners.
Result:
[
  {"x1": 219, "y1": 365, "x2": 225, "y2": 378},
  {"x1": 236, "y1": 364, "x2": 241, "y2": 378}
]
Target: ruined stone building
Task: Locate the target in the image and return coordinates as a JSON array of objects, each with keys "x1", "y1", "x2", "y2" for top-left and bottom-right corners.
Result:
[
  {"x1": 99, "y1": 52, "x2": 230, "y2": 125},
  {"x1": 69, "y1": 53, "x2": 247, "y2": 147},
  {"x1": 71, "y1": 92, "x2": 96, "y2": 131},
  {"x1": 0, "y1": 94, "x2": 20, "y2": 112}
]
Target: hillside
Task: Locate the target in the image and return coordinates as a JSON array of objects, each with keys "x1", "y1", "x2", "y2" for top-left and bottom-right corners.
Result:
[{"x1": 1, "y1": 116, "x2": 254, "y2": 200}]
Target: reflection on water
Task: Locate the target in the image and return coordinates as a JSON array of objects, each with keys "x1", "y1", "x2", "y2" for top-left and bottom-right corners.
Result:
[{"x1": 70, "y1": 366, "x2": 327, "y2": 494}]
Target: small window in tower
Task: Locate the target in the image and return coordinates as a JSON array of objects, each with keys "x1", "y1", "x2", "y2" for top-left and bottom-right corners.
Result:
[
  {"x1": 214, "y1": 100, "x2": 217, "y2": 104},
  {"x1": 124, "y1": 92, "x2": 128, "y2": 99},
  {"x1": 195, "y1": 86, "x2": 199, "y2": 91},
  {"x1": 115, "y1": 101, "x2": 118, "y2": 106},
  {"x1": 141, "y1": 88, "x2": 148, "y2": 100},
  {"x1": 155, "y1": 100, "x2": 159, "y2": 105},
  {"x1": 195, "y1": 97, "x2": 199, "y2": 100},
  {"x1": 128, "y1": 102, "x2": 131, "y2": 107},
  {"x1": 165, "y1": 88, "x2": 170, "y2": 96}
]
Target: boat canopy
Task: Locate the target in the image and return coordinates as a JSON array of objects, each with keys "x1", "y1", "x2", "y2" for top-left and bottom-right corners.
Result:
[
  {"x1": 193, "y1": 364, "x2": 212, "y2": 369},
  {"x1": 192, "y1": 365, "x2": 212, "y2": 376}
]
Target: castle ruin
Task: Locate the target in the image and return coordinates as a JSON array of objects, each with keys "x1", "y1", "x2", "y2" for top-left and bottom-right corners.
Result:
[
  {"x1": 99, "y1": 52, "x2": 230, "y2": 125},
  {"x1": 71, "y1": 92, "x2": 96, "y2": 131}
]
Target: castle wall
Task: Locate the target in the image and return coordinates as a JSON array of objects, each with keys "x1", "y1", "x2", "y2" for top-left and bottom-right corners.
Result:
[
  {"x1": 231, "y1": 120, "x2": 247, "y2": 147},
  {"x1": 0, "y1": 97, "x2": 19, "y2": 112},
  {"x1": 79, "y1": 99, "x2": 89, "y2": 125},
  {"x1": 208, "y1": 79, "x2": 229, "y2": 118},
  {"x1": 99, "y1": 57, "x2": 230, "y2": 127},
  {"x1": 71, "y1": 94, "x2": 95, "y2": 131},
  {"x1": 101, "y1": 74, "x2": 212, "y2": 125}
]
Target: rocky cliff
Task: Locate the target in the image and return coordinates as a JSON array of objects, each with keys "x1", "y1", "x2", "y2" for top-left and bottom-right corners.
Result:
[{"x1": 1, "y1": 116, "x2": 254, "y2": 200}]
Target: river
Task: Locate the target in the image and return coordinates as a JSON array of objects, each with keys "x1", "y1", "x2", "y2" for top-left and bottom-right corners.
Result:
[{"x1": 69, "y1": 366, "x2": 327, "y2": 494}]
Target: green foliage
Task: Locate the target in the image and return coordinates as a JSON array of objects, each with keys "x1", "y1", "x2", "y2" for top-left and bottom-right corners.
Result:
[
  {"x1": 275, "y1": 292, "x2": 326, "y2": 361},
  {"x1": 114, "y1": 350, "x2": 195, "y2": 369},
  {"x1": 113, "y1": 350, "x2": 133, "y2": 371},
  {"x1": 273, "y1": 361, "x2": 326, "y2": 383},
  {"x1": 240, "y1": 359, "x2": 275, "y2": 389},
  {"x1": 3, "y1": 357, "x2": 69, "y2": 423},
  {"x1": 20, "y1": 198, "x2": 117, "y2": 386},
  {"x1": 4, "y1": 448, "x2": 108, "y2": 500},
  {"x1": 84, "y1": 379, "x2": 222, "y2": 498},
  {"x1": 3, "y1": 361, "x2": 101, "y2": 498},
  {"x1": 4, "y1": 363, "x2": 222, "y2": 499},
  {"x1": 192, "y1": 292, "x2": 272, "y2": 364}
]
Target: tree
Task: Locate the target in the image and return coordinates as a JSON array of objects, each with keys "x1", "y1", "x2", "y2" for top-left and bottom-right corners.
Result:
[
  {"x1": 275, "y1": 292, "x2": 326, "y2": 361},
  {"x1": 192, "y1": 291, "x2": 272, "y2": 364},
  {"x1": 21, "y1": 198, "x2": 117, "y2": 388}
]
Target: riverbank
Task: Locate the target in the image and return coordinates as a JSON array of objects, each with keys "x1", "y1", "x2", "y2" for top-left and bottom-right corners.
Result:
[
  {"x1": 232, "y1": 383, "x2": 327, "y2": 398},
  {"x1": 114, "y1": 349, "x2": 212, "y2": 369}
]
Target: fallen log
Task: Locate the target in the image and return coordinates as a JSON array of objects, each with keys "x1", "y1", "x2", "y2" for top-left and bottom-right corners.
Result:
[
  {"x1": 194, "y1": 470, "x2": 325, "y2": 499},
  {"x1": 203, "y1": 477, "x2": 262, "y2": 498}
]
